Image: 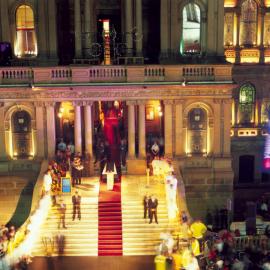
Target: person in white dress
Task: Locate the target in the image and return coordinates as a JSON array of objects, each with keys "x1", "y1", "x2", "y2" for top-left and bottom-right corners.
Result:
[
  {"x1": 43, "y1": 169, "x2": 52, "y2": 195},
  {"x1": 102, "y1": 163, "x2": 117, "y2": 190}
]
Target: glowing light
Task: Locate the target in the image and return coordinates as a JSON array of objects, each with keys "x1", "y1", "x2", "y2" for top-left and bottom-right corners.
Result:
[{"x1": 4, "y1": 195, "x2": 51, "y2": 266}]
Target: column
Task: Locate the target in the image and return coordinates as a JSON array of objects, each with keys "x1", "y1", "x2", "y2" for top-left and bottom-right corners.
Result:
[
  {"x1": 38, "y1": 0, "x2": 47, "y2": 59},
  {"x1": 48, "y1": 0, "x2": 58, "y2": 59},
  {"x1": 35, "y1": 102, "x2": 45, "y2": 159},
  {"x1": 213, "y1": 99, "x2": 222, "y2": 156},
  {"x1": 84, "y1": 0, "x2": 92, "y2": 54},
  {"x1": 45, "y1": 102, "x2": 56, "y2": 159},
  {"x1": 164, "y1": 100, "x2": 173, "y2": 157},
  {"x1": 127, "y1": 101, "x2": 136, "y2": 158},
  {"x1": 259, "y1": 8, "x2": 265, "y2": 64},
  {"x1": 74, "y1": 0, "x2": 82, "y2": 58},
  {"x1": 125, "y1": 0, "x2": 133, "y2": 55},
  {"x1": 235, "y1": 11, "x2": 241, "y2": 64},
  {"x1": 255, "y1": 99, "x2": 262, "y2": 126},
  {"x1": 174, "y1": 100, "x2": 184, "y2": 156},
  {"x1": 135, "y1": 0, "x2": 143, "y2": 56},
  {"x1": 0, "y1": 102, "x2": 7, "y2": 160},
  {"x1": 0, "y1": 0, "x2": 11, "y2": 42},
  {"x1": 84, "y1": 101, "x2": 93, "y2": 157},
  {"x1": 138, "y1": 100, "x2": 146, "y2": 158},
  {"x1": 223, "y1": 100, "x2": 232, "y2": 157},
  {"x1": 160, "y1": 0, "x2": 169, "y2": 58},
  {"x1": 73, "y1": 102, "x2": 82, "y2": 154}
]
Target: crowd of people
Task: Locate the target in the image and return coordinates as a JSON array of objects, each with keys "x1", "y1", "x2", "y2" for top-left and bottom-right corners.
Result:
[
  {"x1": 0, "y1": 225, "x2": 31, "y2": 269},
  {"x1": 155, "y1": 213, "x2": 270, "y2": 270}
]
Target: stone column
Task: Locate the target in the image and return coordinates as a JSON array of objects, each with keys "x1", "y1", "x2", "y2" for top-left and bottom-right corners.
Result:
[
  {"x1": 0, "y1": 0, "x2": 11, "y2": 43},
  {"x1": 174, "y1": 100, "x2": 184, "y2": 157},
  {"x1": 160, "y1": 0, "x2": 169, "y2": 59},
  {"x1": 45, "y1": 102, "x2": 56, "y2": 159},
  {"x1": 138, "y1": 100, "x2": 146, "y2": 158},
  {"x1": 84, "y1": 0, "x2": 92, "y2": 54},
  {"x1": 125, "y1": 0, "x2": 133, "y2": 55},
  {"x1": 259, "y1": 8, "x2": 266, "y2": 64},
  {"x1": 38, "y1": 0, "x2": 47, "y2": 60},
  {"x1": 35, "y1": 102, "x2": 45, "y2": 159},
  {"x1": 255, "y1": 99, "x2": 262, "y2": 126},
  {"x1": 135, "y1": 0, "x2": 143, "y2": 56},
  {"x1": 73, "y1": 102, "x2": 82, "y2": 154},
  {"x1": 0, "y1": 102, "x2": 7, "y2": 160},
  {"x1": 48, "y1": 0, "x2": 58, "y2": 59},
  {"x1": 74, "y1": 0, "x2": 82, "y2": 58},
  {"x1": 223, "y1": 100, "x2": 231, "y2": 157},
  {"x1": 84, "y1": 101, "x2": 93, "y2": 157},
  {"x1": 164, "y1": 100, "x2": 173, "y2": 157},
  {"x1": 235, "y1": 11, "x2": 241, "y2": 64},
  {"x1": 213, "y1": 99, "x2": 222, "y2": 156},
  {"x1": 127, "y1": 101, "x2": 136, "y2": 158}
]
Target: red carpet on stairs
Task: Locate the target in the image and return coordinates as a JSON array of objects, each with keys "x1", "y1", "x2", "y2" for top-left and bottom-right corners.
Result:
[{"x1": 98, "y1": 181, "x2": 123, "y2": 256}]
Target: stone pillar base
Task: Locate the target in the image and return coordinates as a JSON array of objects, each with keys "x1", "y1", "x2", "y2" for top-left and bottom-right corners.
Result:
[{"x1": 127, "y1": 158, "x2": 147, "y2": 175}]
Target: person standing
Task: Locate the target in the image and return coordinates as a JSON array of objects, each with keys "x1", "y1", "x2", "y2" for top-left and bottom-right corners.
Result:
[
  {"x1": 58, "y1": 199, "x2": 67, "y2": 229},
  {"x1": 43, "y1": 169, "x2": 52, "y2": 196},
  {"x1": 72, "y1": 191, "x2": 81, "y2": 221},
  {"x1": 148, "y1": 195, "x2": 158, "y2": 224},
  {"x1": 143, "y1": 194, "x2": 150, "y2": 219}
]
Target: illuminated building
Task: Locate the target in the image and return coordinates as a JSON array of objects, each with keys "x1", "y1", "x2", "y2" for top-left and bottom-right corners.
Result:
[{"x1": 0, "y1": 0, "x2": 268, "y2": 222}]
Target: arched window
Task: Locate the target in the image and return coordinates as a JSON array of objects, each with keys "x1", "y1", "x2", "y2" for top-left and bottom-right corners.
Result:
[
  {"x1": 187, "y1": 108, "x2": 207, "y2": 155},
  {"x1": 180, "y1": 3, "x2": 201, "y2": 54},
  {"x1": 240, "y1": 0, "x2": 258, "y2": 46},
  {"x1": 15, "y1": 5, "x2": 37, "y2": 57},
  {"x1": 12, "y1": 110, "x2": 32, "y2": 158},
  {"x1": 239, "y1": 83, "x2": 256, "y2": 124}
]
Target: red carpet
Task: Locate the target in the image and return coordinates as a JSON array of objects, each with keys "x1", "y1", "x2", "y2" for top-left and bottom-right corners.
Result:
[{"x1": 98, "y1": 181, "x2": 123, "y2": 256}]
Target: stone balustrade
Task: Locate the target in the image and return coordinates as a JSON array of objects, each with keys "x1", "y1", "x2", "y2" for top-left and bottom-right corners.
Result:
[{"x1": 0, "y1": 64, "x2": 232, "y2": 85}]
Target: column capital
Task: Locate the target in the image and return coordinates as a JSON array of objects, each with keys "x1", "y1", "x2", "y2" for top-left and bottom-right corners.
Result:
[
  {"x1": 44, "y1": 101, "x2": 56, "y2": 107},
  {"x1": 82, "y1": 101, "x2": 94, "y2": 107},
  {"x1": 163, "y1": 99, "x2": 174, "y2": 105},
  {"x1": 126, "y1": 100, "x2": 137, "y2": 106},
  {"x1": 34, "y1": 101, "x2": 44, "y2": 107},
  {"x1": 137, "y1": 100, "x2": 147, "y2": 105},
  {"x1": 213, "y1": 98, "x2": 223, "y2": 104},
  {"x1": 174, "y1": 99, "x2": 185, "y2": 105},
  {"x1": 0, "y1": 102, "x2": 4, "y2": 107},
  {"x1": 223, "y1": 99, "x2": 232, "y2": 105},
  {"x1": 72, "y1": 101, "x2": 84, "y2": 107}
]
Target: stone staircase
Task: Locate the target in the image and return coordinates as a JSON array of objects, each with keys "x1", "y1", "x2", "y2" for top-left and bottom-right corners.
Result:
[
  {"x1": 121, "y1": 175, "x2": 181, "y2": 255},
  {"x1": 32, "y1": 179, "x2": 99, "y2": 256}
]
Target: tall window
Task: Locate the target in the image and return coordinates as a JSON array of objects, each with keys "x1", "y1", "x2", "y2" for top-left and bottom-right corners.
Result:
[
  {"x1": 240, "y1": 0, "x2": 258, "y2": 46},
  {"x1": 239, "y1": 83, "x2": 256, "y2": 124},
  {"x1": 15, "y1": 5, "x2": 37, "y2": 57},
  {"x1": 181, "y1": 3, "x2": 201, "y2": 54},
  {"x1": 187, "y1": 108, "x2": 207, "y2": 155}
]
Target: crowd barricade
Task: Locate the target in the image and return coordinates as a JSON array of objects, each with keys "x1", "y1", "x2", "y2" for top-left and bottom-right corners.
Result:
[{"x1": 233, "y1": 235, "x2": 270, "y2": 252}]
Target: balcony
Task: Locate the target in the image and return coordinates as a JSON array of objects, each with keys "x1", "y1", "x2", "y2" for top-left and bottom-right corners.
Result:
[{"x1": 0, "y1": 64, "x2": 232, "y2": 86}]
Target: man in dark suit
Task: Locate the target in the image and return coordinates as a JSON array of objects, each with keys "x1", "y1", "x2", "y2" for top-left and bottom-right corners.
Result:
[
  {"x1": 148, "y1": 195, "x2": 158, "y2": 224},
  {"x1": 72, "y1": 191, "x2": 81, "y2": 221},
  {"x1": 143, "y1": 194, "x2": 150, "y2": 219}
]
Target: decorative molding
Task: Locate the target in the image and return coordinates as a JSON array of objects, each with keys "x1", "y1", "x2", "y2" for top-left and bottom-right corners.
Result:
[
  {"x1": 72, "y1": 101, "x2": 85, "y2": 107},
  {"x1": 82, "y1": 101, "x2": 94, "y2": 106},
  {"x1": 174, "y1": 99, "x2": 185, "y2": 105},
  {"x1": 33, "y1": 101, "x2": 44, "y2": 107},
  {"x1": 126, "y1": 100, "x2": 137, "y2": 106},
  {"x1": 44, "y1": 101, "x2": 56, "y2": 107},
  {"x1": 213, "y1": 98, "x2": 223, "y2": 104},
  {"x1": 163, "y1": 99, "x2": 174, "y2": 105}
]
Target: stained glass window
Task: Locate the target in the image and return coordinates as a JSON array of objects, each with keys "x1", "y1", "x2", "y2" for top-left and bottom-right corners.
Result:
[
  {"x1": 181, "y1": 4, "x2": 201, "y2": 54},
  {"x1": 15, "y1": 5, "x2": 37, "y2": 57},
  {"x1": 240, "y1": 0, "x2": 257, "y2": 46},
  {"x1": 239, "y1": 83, "x2": 255, "y2": 124}
]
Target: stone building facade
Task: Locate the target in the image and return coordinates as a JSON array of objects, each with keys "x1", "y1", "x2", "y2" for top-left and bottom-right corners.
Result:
[{"x1": 0, "y1": 0, "x2": 269, "y2": 218}]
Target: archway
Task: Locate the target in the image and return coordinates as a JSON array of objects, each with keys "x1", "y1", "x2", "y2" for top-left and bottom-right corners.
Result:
[{"x1": 11, "y1": 110, "x2": 32, "y2": 158}]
